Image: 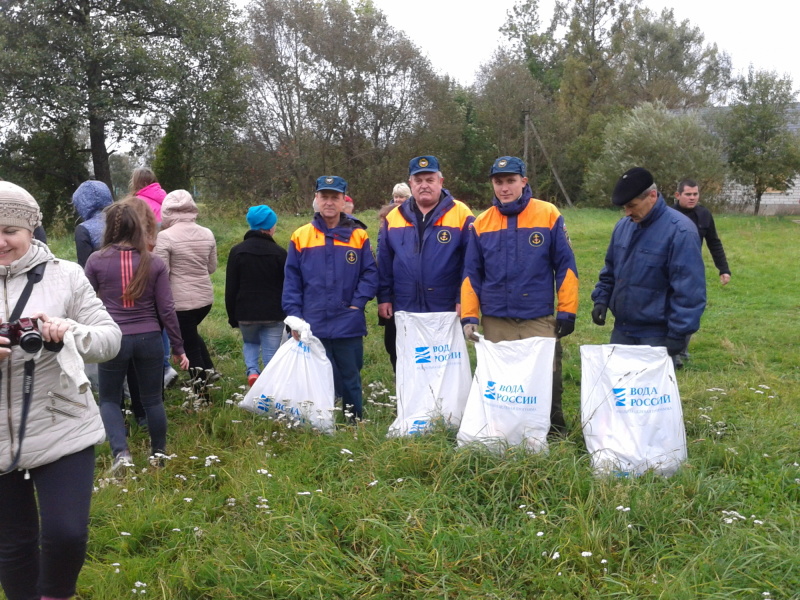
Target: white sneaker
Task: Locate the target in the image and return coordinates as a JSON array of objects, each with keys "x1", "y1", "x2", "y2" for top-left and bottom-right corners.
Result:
[
  {"x1": 109, "y1": 451, "x2": 134, "y2": 475},
  {"x1": 164, "y1": 366, "x2": 178, "y2": 388}
]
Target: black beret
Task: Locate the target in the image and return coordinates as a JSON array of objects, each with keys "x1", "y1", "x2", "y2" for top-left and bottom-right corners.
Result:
[{"x1": 611, "y1": 167, "x2": 654, "y2": 206}]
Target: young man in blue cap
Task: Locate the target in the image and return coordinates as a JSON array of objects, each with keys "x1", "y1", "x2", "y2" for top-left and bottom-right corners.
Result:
[
  {"x1": 283, "y1": 176, "x2": 378, "y2": 421},
  {"x1": 461, "y1": 156, "x2": 579, "y2": 435},
  {"x1": 226, "y1": 205, "x2": 287, "y2": 387},
  {"x1": 377, "y1": 155, "x2": 474, "y2": 370},
  {"x1": 591, "y1": 167, "x2": 706, "y2": 365}
]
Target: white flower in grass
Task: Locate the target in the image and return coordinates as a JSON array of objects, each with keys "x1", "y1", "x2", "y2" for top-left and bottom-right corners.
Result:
[
  {"x1": 189, "y1": 456, "x2": 198, "y2": 460},
  {"x1": 340, "y1": 448, "x2": 353, "y2": 455},
  {"x1": 754, "y1": 520, "x2": 764, "y2": 525},
  {"x1": 600, "y1": 559, "x2": 608, "y2": 564},
  {"x1": 175, "y1": 474, "x2": 187, "y2": 481},
  {"x1": 121, "y1": 532, "x2": 131, "y2": 536},
  {"x1": 581, "y1": 551, "x2": 592, "y2": 557},
  {"x1": 759, "y1": 385, "x2": 770, "y2": 390},
  {"x1": 135, "y1": 581, "x2": 146, "y2": 587},
  {"x1": 231, "y1": 419, "x2": 242, "y2": 423},
  {"x1": 172, "y1": 528, "x2": 181, "y2": 532},
  {"x1": 396, "y1": 478, "x2": 404, "y2": 483},
  {"x1": 204, "y1": 455, "x2": 220, "y2": 467},
  {"x1": 297, "y1": 491, "x2": 311, "y2": 495},
  {"x1": 519, "y1": 504, "x2": 527, "y2": 509},
  {"x1": 551, "y1": 552, "x2": 560, "y2": 560},
  {"x1": 536, "y1": 531, "x2": 544, "y2": 537},
  {"x1": 184, "y1": 498, "x2": 193, "y2": 503},
  {"x1": 616, "y1": 505, "x2": 630, "y2": 512},
  {"x1": 368, "y1": 480, "x2": 379, "y2": 487}
]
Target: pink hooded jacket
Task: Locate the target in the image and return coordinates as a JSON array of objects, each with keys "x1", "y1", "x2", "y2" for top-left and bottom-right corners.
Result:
[{"x1": 136, "y1": 182, "x2": 167, "y2": 222}]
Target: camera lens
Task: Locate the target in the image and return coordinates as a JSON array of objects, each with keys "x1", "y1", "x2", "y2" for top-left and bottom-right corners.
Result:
[{"x1": 19, "y1": 331, "x2": 43, "y2": 353}]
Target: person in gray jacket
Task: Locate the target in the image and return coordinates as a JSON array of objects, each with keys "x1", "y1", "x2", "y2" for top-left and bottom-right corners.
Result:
[{"x1": 0, "y1": 182, "x2": 122, "y2": 600}]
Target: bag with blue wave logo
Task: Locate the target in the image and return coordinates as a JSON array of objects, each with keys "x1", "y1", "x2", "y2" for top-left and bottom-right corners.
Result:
[
  {"x1": 388, "y1": 311, "x2": 471, "y2": 436},
  {"x1": 580, "y1": 344, "x2": 686, "y2": 476},
  {"x1": 239, "y1": 317, "x2": 335, "y2": 433},
  {"x1": 456, "y1": 335, "x2": 555, "y2": 452}
]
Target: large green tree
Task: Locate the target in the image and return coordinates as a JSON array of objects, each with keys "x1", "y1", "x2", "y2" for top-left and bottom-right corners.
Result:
[
  {"x1": 718, "y1": 68, "x2": 800, "y2": 215},
  {"x1": 0, "y1": 0, "x2": 248, "y2": 192},
  {"x1": 584, "y1": 102, "x2": 727, "y2": 205},
  {"x1": 247, "y1": 0, "x2": 442, "y2": 206}
]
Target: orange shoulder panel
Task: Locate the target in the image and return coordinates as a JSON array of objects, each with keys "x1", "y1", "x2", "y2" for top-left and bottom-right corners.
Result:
[
  {"x1": 434, "y1": 200, "x2": 475, "y2": 228},
  {"x1": 472, "y1": 206, "x2": 506, "y2": 235},
  {"x1": 334, "y1": 228, "x2": 370, "y2": 249},
  {"x1": 516, "y1": 199, "x2": 561, "y2": 230},
  {"x1": 385, "y1": 209, "x2": 412, "y2": 230},
  {"x1": 291, "y1": 223, "x2": 325, "y2": 252}
]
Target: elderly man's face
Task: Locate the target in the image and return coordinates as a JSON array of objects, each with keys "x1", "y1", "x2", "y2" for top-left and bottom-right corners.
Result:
[
  {"x1": 675, "y1": 186, "x2": 700, "y2": 209},
  {"x1": 409, "y1": 172, "x2": 443, "y2": 210},
  {"x1": 316, "y1": 190, "x2": 345, "y2": 220},
  {"x1": 624, "y1": 189, "x2": 658, "y2": 223}
]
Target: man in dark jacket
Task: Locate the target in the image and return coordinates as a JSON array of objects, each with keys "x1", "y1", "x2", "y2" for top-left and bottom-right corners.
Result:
[
  {"x1": 226, "y1": 205, "x2": 287, "y2": 386},
  {"x1": 591, "y1": 167, "x2": 706, "y2": 365},
  {"x1": 672, "y1": 179, "x2": 731, "y2": 285},
  {"x1": 283, "y1": 176, "x2": 378, "y2": 420}
]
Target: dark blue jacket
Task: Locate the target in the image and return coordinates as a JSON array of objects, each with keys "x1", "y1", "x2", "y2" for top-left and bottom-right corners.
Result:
[
  {"x1": 283, "y1": 214, "x2": 378, "y2": 339},
  {"x1": 377, "y1": 190, "x2": 474, "y2": 312},
  {"x1": 591, "y1": 196, "x2": 706, "y2": 338}
]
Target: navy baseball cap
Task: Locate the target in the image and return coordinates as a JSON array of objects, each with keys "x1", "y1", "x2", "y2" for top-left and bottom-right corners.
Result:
[
  {"x1": 408, "y1": 156, "x2": 440, "y2": 176},
  {"x1": 315, "y1": 175, "x2": 347, "y2": 194},
  {"x1": 611, "y1": 167, "x2": 654, "y2": 206},
  {"x1": 489, "y1": 156, "x2": 526, "y2": 177}
]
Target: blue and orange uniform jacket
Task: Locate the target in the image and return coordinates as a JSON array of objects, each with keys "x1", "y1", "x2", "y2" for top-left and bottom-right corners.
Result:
[
  {"x1": 461, "y1": 185, "x2": 579, "y2": 325},
  {"x1": 283, "y1": 213, "x2": 378, "y2": 339},
  {"x1": 377, "y1": 190, "x2": 474, "y2": 313}
]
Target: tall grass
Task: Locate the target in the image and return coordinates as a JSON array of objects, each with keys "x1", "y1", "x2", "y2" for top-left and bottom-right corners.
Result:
[{"x1": 37, "y1": 208, "x2": 800, "y2": 599}]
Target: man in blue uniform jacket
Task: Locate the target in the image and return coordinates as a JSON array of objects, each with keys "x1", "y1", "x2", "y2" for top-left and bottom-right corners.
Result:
[
  {"x1": 283, "y1": 175, "x2": 378, "y2": 420},
  {"x1": 591, "y1": 167, "x2": 706, "y2": 364}
]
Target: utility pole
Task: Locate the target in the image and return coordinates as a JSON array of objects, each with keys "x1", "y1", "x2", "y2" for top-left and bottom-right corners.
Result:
[{"x1": 527, "y1": 116, "x2": 573, "y2": 207}]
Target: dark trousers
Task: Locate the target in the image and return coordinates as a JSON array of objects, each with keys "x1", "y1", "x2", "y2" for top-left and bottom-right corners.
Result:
[
  {"x1": 0, "y1": 446, "x2": 95, "y2": 600},
  {"x1": 609, "y1": 328, "x2": 680, "y2": 368},
  {"x1": 99, "y1": 331, "x2": 167, "y2": 457},
  {"x1": 380, "y1": 315, "x2": 397, "y2": 372},
  {"x1": 176, "y1": 305, "x2": 214, "y2": 385},
  {"x1": 320, "y1": 337, "x2": 364, "y2": 420}
]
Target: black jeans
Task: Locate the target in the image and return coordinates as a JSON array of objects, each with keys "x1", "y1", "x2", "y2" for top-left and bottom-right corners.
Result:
[
  {"x1": 176, "y1": 305, "x2": 214, "y2": 385},
  {"x1": 99, "y1": 331, "x2": 167, "y2": 457},
  {"x1": 0, "y1": 446, "x2": 95, "y2": 600}
]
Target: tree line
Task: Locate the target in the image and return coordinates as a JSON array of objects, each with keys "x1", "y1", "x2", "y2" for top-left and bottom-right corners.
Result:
[{"x1": 1, "y1": 0, "x2": 799, "y2": 223}]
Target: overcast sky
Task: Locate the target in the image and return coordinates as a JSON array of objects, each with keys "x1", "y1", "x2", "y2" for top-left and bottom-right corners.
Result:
[{"x1": 237, "y1": 0, "x2": 800, "y2": 94}]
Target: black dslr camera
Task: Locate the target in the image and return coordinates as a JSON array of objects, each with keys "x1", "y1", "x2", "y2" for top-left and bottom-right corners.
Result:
[{"x1": 0, "y1": 318, "x2": 44, "y2": 353}]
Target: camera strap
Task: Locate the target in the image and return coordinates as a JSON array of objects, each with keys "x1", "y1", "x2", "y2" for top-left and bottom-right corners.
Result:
[{"x1": 1, "y1": 262, "x2": 47, "y2": 475}]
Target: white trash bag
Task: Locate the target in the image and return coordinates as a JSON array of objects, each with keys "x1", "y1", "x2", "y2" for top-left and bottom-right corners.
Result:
[
  {"x1": 388, "y1": 311, "x2": 471, "y2": 436},
  {"x1": 457, "y1": 335, "x2": 555, "y2": 453},
  {"x1": 239, "y1": 316, "x2": 335, "y2": 432},
  {"x1": 580, "y1": 344, "x2": 687, "y2": 477}
]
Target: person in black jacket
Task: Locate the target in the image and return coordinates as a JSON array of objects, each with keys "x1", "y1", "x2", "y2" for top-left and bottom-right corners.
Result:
[
  {"x1": 225, "y1": 205, "x2": 287, "y2": 386},
  {"x1": 671, "y1": 178, "x2": 730, "y2": 364},
  {"x1": 672, "y1": 179, "x2": 731, "y2": 285}
]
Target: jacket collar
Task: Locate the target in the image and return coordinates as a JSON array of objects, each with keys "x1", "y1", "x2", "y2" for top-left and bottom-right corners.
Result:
[
  {"x1": 400, "y1": 188, "x2": 455, "y2": 225},
  {"x1": 312, "y1": 213, "x2": 365, "y2": 242},
  {"x1": 492, "y1": 184, "x2": 532, "y2": 216},
  {"x1": 636, "y1": 194, "x2": 667, "y2": 228},
  {"x1": 0, "y1": 239, "x2": 53, "y2": 279}
]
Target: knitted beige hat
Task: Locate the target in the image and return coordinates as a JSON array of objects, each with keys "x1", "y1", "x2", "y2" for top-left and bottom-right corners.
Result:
[{"x1": 0, "y1": 182, "x2": 42, "y2": 231}]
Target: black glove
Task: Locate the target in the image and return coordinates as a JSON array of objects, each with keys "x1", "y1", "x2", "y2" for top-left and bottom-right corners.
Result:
[
  {"x1": 591, "y1": 304, "x2": 607, "y2": 326},
  {"x1": 555, "y1": 318, "x2": 575, "y2": 338},
  {"x1": 665, "y1": 337, "x2": 684, "y2": 356}
]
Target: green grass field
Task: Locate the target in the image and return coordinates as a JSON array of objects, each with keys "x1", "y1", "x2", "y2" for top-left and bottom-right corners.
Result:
[{"x1": 37, "y1": 208, "x2": 800, "y2": 599}]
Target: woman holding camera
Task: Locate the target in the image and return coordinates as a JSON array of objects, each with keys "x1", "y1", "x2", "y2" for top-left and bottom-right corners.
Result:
[
  {"x1": 0, "y1": 182, "x2": 122, "y2": 600},
  {"x1": 85, "y1": 197, "x2": 188, "y2": 473}
]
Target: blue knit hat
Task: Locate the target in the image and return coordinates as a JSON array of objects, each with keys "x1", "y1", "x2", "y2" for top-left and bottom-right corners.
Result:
[{"x1": 246, "y1": 205, "x2": 278, "y2": 230}]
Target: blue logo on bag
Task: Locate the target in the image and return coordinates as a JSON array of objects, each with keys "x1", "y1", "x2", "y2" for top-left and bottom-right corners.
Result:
[
  {"x1": 415, "y1": 347, "x2": 431, "y2": 363},
  {"x1": 484, "y1": 381, "x2": 496, "y2": 400},
  {"x1": 408, "y1": 419, "x2": 429, "y2": 434},
  {"x1": 295, "y1": 341, "x2": 310, "y2": 353},
  {"x1": 256, "y1": 395, "x2": 273, "y2": 413},
  {"x1": 614, "y1": 387, "x2": 672, "y2": 409}
]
